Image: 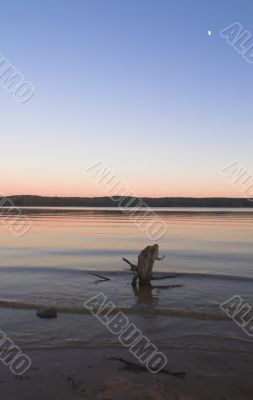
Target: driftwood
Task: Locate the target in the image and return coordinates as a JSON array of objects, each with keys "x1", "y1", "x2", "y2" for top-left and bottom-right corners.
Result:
[
  {"x1": 123, "y1": 244, "x2": 165, "y2": 286},
  {"x1": 107, "y1": 356, "x2": 186, "y2": 377}
]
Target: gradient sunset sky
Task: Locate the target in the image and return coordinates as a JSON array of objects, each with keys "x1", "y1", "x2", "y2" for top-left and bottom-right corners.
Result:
[{"x1": 1, "y1": 0, "x2": 253, "y2": 198}]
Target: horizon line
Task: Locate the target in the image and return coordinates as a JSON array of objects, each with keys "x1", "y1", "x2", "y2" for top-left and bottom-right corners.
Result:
[{"x1": 3, "y1": 194, "x2": 252, "y2": 200}]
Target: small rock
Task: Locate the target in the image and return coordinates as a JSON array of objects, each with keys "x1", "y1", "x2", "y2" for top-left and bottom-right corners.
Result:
[{"x1": 36, "y1": 308, "x2": 57, "y2": 319}]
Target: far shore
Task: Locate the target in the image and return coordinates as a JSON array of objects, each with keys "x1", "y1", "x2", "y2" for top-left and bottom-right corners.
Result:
[{"x1": 1, "y1": 195, "x2": 253, "y2": 208}]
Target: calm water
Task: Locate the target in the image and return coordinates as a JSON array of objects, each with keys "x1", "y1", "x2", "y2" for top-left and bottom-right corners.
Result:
[
  {"x1": 1, "y1": 207, "x2": 253, "y2": 275},
  {"x1": 0, "y1": 207, "x2": 253, "y2": 349}
]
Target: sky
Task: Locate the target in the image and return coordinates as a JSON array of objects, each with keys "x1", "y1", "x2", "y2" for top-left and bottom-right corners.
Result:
[{"x1": 1, "y1": 0, "x2": 253, "y2": 198}]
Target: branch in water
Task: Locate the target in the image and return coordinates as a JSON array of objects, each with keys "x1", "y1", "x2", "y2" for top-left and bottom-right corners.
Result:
[{"x1": 87, "y1": 273, "x2": 111, "y2": 283}]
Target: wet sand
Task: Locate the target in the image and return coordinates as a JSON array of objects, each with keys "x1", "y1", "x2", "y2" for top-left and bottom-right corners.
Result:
[
  {"x1": 1, "y1": 270, "x2": 253, "y2": 399},
  {"x1": 1, "y1": 343, "x2": 253, "y2": 399}
]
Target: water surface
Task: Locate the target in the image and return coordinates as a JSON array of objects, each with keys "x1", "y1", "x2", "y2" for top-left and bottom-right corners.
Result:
[{"x1": 0, "y1": 207, "x2": 253, "y2": 349}]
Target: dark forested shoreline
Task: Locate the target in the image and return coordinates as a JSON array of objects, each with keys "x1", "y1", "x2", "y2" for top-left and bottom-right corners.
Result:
[{"x1": 2, "y1": 195, "x2": 253, "y2": 208}]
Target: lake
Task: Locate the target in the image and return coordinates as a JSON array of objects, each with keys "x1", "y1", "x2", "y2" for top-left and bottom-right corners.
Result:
[{"x1": 0, "y1": 207, "x2": 253, "y2": 350}]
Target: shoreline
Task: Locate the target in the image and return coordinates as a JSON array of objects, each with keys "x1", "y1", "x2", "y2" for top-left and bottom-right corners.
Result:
[{"x1": 3, "y1": 206, "x2": 253, "y2": 213}]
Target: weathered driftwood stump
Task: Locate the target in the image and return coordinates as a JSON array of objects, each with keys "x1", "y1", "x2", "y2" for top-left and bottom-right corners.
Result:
[{"x1": 123, "y1": 244, "x2": 165, "y2": 287}]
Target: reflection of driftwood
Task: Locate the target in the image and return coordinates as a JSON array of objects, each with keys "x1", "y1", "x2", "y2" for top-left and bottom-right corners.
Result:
[
  {"x1": 150, "y1": 284, "x2": 183, "y2": 289},
  {"x1": 123, "y1": 244, "x2": 166, "y2": 286},
  {"x1": 108, "y1": 357, "x2": 186, "y2": 378},
  {"x1": 132, "y1": 283, "x2": 183, "y2": 305},
  {"x1": 132, "y1": 284, "x2": 158, "y2": 305},
  {"x1": 88, "y1": 273, "x2": 111, "y2": 283},
  {"x1": 151, "y1": 274, "x2": 182, "y2": 280}
]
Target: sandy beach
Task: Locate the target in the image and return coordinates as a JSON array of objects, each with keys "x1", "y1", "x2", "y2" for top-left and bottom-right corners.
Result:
[
  {"x1": 1, "y1": 281, "x2": 253, "y2": 400},
  {"x1": 1, "y1": 314, "x2": 253, "y2": 400}
]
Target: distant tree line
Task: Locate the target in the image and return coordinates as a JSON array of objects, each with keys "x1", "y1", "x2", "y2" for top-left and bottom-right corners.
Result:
[{"x1": 2, "y1": 195, "x2": 253, "y2": 208}]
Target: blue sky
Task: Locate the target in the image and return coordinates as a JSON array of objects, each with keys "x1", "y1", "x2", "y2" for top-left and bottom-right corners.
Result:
[{"x1": 1, "y1": 0, "x2": 253, "y2": 197}]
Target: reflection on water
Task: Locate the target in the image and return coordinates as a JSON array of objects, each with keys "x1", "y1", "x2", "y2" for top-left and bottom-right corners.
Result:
[
  {"x1": 0, "y1": 207, "x2": 253, "y2": 277},
  {"x1": 1, "y1": 207, "x2": 253, "y2": 350},
  {"x1": 132, "y1": 282, "x2": 184, "y2": 305},
  {"x1": 0, "y1": 207, "x2": 253, "y2": 308},
  {"x1": 132, "y1": 285, "x2": 159, "y2": 305},
  {"x1": 0, "y1": 206, "x2": 252, "y2": 314}
]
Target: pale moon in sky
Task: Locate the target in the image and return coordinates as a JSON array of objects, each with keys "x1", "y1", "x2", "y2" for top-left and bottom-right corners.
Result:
[{"x1": 208, "y1": 30, "x2": 212, "y2": 36}]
